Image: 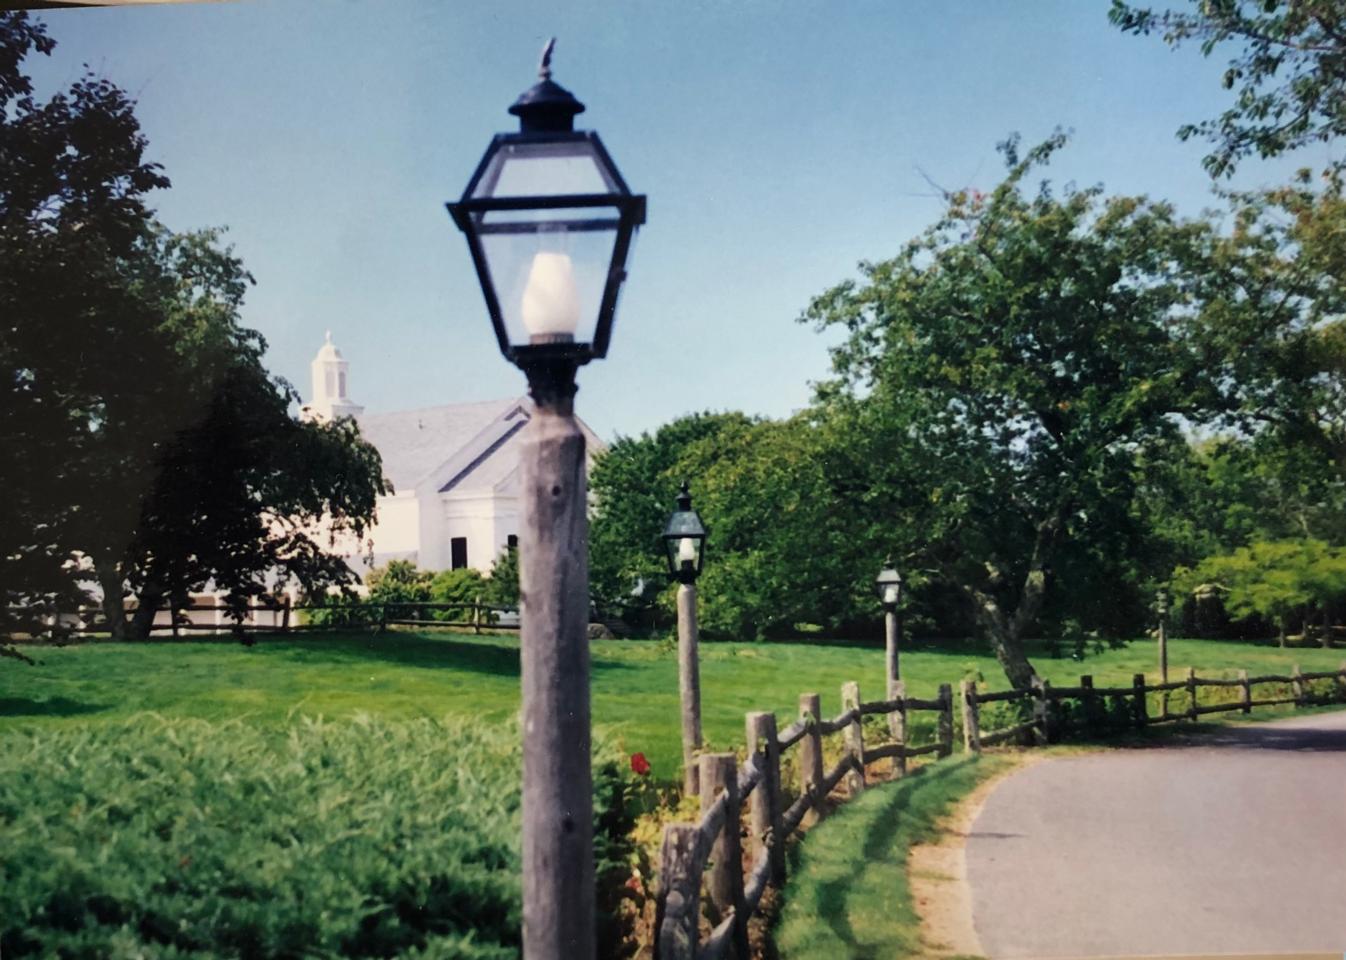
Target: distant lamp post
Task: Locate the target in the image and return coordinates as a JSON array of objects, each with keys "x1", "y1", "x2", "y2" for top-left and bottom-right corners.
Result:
[
  {"x1": 876, "y1": 559, "x2": 904, "y2": 689},
  {"x1": 1156, "y1": 586, "x2": 1171, "y2": 717},
  {"x1": 445, "y1": 39, "x2": 645, "y2": 960},
  {"x1": 663, "y1": 481, "x2": 707, "y2": 794}
]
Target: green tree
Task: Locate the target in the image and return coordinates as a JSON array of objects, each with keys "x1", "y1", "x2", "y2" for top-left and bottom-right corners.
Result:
[
  {"x1": 588, "y1": 412, "x2": 755, "y2": 619},
  {"x1": 0, "y1": 11, "x2": 169, "y2": 636},
  {"x1": 669, "y1": 413, "x2": 863, "y2": 638},
  {"x1": 367, "y1": 560, "x2": 432, "y2": 621},
  {"x1": 1176, "y1": 539, "x2": 1346, "y2": 644},
  {"x1": 1110, "y1": 0, "x2": 1346, "y2": 178},
  {"x1": 429, "y1": 567, "x2": 486, "y2": 621},
  {"x1": 0, "y1": 13, "x2": 387, "y2": 641},
  {"x1": 483, "y1": 545, "x2": 520, "y2": 608},
  {"x1": 802, "y1": 134, "x2": 1214, "y2": 687}
]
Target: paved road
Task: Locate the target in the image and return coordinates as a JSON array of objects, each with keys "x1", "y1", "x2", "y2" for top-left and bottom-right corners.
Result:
[{"x1": 966, "y1": 711, "x2": 1346, "y2": 958}]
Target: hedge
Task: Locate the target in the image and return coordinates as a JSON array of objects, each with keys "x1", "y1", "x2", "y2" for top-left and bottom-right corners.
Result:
[{"x1": 0, "y1": 714, "x2": 639, "y2": 958}]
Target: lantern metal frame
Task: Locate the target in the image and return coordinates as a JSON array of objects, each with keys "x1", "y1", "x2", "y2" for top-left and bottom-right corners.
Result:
[
  {"x1": 662, "y1": 482, "x2": 708, "y2": 585},
  {"x1": 875, "y1": 558, "x2": 903, "y2": 611},
  {"x1": 445, "y1": 52, "x2": 646, "y2": 372}
]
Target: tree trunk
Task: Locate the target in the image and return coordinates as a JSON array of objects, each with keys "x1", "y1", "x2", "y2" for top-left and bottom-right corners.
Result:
[
  {"x1": 958, "y1": 510, "x2": 1063, "y2": 690},
  {"x1": 129, "y1": 584, "x2": 163, "y2": 640},
  {"x1": 96, "y1": 559, "x2": 128, "y2": 641},
  {"x1": 1322, "y1": 607, "x2": 1332, "y2": 648},
  {"x1": 1278, "y1": 615, "x2": 1287, "y2": 648}
]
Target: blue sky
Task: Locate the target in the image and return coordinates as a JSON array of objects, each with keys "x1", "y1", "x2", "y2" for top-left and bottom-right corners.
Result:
[{"x1": 27, "y1": 0, "x2": 1339, "y2": 440}]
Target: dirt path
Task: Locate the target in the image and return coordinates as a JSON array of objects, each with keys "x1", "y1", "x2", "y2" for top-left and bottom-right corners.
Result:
[{"x1": 908, "y1": 756, "x2": 1038, "y2": 958}]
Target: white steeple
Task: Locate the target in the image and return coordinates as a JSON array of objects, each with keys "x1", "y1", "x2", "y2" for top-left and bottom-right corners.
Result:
[{"x1": 306, "y1": 330, "x2": 364, "y2": 421}]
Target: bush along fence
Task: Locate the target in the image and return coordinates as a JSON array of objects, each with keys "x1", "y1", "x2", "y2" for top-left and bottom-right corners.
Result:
[
  {"x1": 652, "y1": 662, "x2": 1346, "y2": 960},
  {"x1": 5, "y1": 599, "x2": 520, "y2": 641}
]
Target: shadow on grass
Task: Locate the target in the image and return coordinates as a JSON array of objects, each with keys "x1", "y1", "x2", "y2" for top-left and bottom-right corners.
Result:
[
  {"x1": 805, "y1": 763, "x2": 959, "y2": 958},
  {"x1": 0, "y1": 696, "x2": 106, "y2": 718},
  {"x1": 263, "y1": 632, "x2": 634, "y2": 678}
]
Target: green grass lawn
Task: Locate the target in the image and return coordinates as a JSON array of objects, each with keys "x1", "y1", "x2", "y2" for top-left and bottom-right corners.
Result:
[
  {"x1": 3, "y1": 630, "x2": 1342, "y2": 780},
  {"x1": 774, "y1": 755, "x2": 1011, "y2": 960}
]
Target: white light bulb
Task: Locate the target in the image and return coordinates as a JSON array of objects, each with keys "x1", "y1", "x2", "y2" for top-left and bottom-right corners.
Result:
[
  {"x1": 678, "y1": 537, "x2": 697, "y2": 563},
  {"x1": 521, "y1": 251, "x2": 580, "y2": 339},
  {"x1": 883, "y1": 585, "x2": 899, "y2": 605}
]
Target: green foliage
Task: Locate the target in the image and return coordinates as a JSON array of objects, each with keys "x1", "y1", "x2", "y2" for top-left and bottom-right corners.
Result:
[
  {"x1": 368, "y1": 560, "x2": 433, "y2": 619},
  {"x1": 483, "y1": 547, "x2": 520, "y2": 609},
  {"x1": 589, "y1": 411, "x2": 755, "y2": 620},
  {"x1": 0, "y1": 713, "x2": 640, "y2": 958},
  {"x1": 1110, "y1": 0, "x2": 1346, "y2": 178},
  {"x1": 1175, "y1": 538, "x2": 1346, "y2": 637},
  {"x1": 0, "y1": 13, "x2": 388, "y2": 639},
  {"x1": 430, "y1": 567, "x2": 488, "y2": 621},
  {"x1": 802, "y1": 133, "x2": 1212, "y2": 685}
]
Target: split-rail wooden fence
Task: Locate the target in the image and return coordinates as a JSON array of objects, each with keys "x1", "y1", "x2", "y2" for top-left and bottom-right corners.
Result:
[
  {"x1": 654, "y1": 662, "x2": 1346, "y2": 960},
  {"x1": 6, "y1": 599, "x2": 519, "y2": 640}
]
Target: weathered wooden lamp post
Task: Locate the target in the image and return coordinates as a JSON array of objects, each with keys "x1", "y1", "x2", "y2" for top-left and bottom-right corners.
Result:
[
  {"x1": 1156, "y1": 585, "x2": 1171, "y2": 717},
  {"x1": 876, "y1": 558, "x2": 904, "y2": 687},
  {"x1": 445, "y1": 39, "x2": 645, "y2": 960},
  {"x1": 662, "y1": 482, "x2": 708, "y2": 795}
]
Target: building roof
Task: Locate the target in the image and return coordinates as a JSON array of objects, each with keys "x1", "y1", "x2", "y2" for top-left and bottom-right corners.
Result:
[{"x1": 356, "y1": 397, "x2": 529, "y2": 493}]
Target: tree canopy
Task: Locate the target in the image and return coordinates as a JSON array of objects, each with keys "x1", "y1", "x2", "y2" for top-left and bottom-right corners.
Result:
[
  {"x1": 1110, "y1": 0, "x2": 1346, "y2": 177},
  {"x1": 0, "y1": 11, "x2": 387, "y2": 643}
]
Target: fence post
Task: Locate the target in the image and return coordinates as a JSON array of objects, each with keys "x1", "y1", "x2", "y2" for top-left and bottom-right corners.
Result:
[
  {"x1": 378, "y1": 603, "x2": 388, "y2": 634},
  {"x1": 798, "y1": 693, "x2": 824, "y2": 826},
  {"x1": 1080, "y1": 675, "x2": 1097, "y2": 734},
  {"x1": 746, "y1": 711, "x2": 784, "y2": 886},
  {"x1": 1239, "y1": 669, "x2": 1252, "y2": 714},
  {"x1": 281, "y1": 594, "x2": 292, "y2": 634},
  {"x1": 937, "y1": 683, "x2": 954, "y2": 758},
  {"x1": 654, "y1": 823, "x2": 700, "y2": 960},
  {"x1": 1186, "y1": 667, "x2": 1198, "y2": 721},
  {"x1": 961, "y1": 680, "x2": 981, "y2": 753},
  {"x1": 473, "y1": 596, "x2": 482, "y2": 635},
  {"x1": 1031, "y1": 677, "x2": 1052, "y2": 744},
  {"x1": 1337, "y1": 661, "x2": 1346, "y2": 702},
  {"x1": 700, "y1": 753, "x2": 748, "y2": 960},
  {"x1": 1132, "y1": 673, "x2": 1147, "y2": 728},
  {"x1": 841, "y1": 682, "x2": 865, "y2": 795},
  {"x1": 1291, "y1": 663, "x2": 1306, "y2": 706},
  {"x1": 889, "y1": 679, "x2": 907, "y2": 777}
]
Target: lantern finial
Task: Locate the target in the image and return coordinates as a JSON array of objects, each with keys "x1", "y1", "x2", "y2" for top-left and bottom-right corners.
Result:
[{"x1": 538, "y1": 37, "x2": 556, "y2": 81}]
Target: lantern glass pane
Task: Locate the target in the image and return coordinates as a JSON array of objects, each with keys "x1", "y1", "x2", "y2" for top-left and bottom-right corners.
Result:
[
  {"x1": 471, "y1": 139, "x2": 619, "y2": 200},
  {"x1": 478, "y1": 215, "x2": 618, "y2": 348}
]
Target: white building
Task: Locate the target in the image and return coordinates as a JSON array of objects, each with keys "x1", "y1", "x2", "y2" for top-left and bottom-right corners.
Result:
[{"x1": 302, "y1": 333, "x2": 603, "y2": 577}]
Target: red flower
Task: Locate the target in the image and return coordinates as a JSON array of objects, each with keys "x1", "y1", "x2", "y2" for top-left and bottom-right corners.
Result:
[{"x1": 629, "y1": 752, "x2": 651, "y2": 776}]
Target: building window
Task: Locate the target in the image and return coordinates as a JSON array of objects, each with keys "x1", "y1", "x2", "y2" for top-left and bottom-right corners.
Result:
[
  {"x1": 507, "y1": 534, "x2": 518, "y2": 551},
  {"x1": 451, "y1": 537, "x2": 468, "y2": 570},
  {"x1": 338, "y1": 370, "x2": 347, "y2": 398}
]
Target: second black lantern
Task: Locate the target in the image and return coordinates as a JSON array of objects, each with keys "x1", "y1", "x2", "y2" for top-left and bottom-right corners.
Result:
[{"x1": 663, "y1": 482, "x2": 707, "y2": 584}]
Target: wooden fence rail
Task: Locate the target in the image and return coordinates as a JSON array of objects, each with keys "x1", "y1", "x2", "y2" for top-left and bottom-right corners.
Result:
[
  {"x1": 654, "y1": 661, "x2": 1346, "y2": 959},
  {"x1": 6, "y1": 599, "x2": 522, "y2": 640}
]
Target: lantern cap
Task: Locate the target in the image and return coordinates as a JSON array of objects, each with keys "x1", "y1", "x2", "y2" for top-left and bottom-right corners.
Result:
[
  {"x1": 509, "y1": 38, "x2": 586, "y2": 133},
  {"x1": 662, "y1": 482, "x2": 707, "y2": 541},
  {"x1": 875, "y1": 556, "x2": 903, "y2": 585}
]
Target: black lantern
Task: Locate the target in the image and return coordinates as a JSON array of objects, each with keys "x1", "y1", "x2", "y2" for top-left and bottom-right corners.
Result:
[
  {"x1": 446, "y1": 39, "x2": 646, "y2": 377},
  {"x1": 876, "y1": 558, "x2": 903, "y2": 611},
  {"x1": 662, "y1": 482, "x2": 707, "y2": 584}
]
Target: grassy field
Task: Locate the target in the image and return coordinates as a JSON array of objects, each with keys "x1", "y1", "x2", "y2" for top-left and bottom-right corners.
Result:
[
  {"x1": 774, "y1": 755, "x2": 1012, "y2": 960},
  {"x1": 3, "y1": 630, "x2": 1342, "y2": 780}
]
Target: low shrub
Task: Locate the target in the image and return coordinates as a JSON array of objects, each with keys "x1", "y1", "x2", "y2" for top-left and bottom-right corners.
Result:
[{"x1": 0, "y1": 714, "x2": 640, "y2": 958}]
